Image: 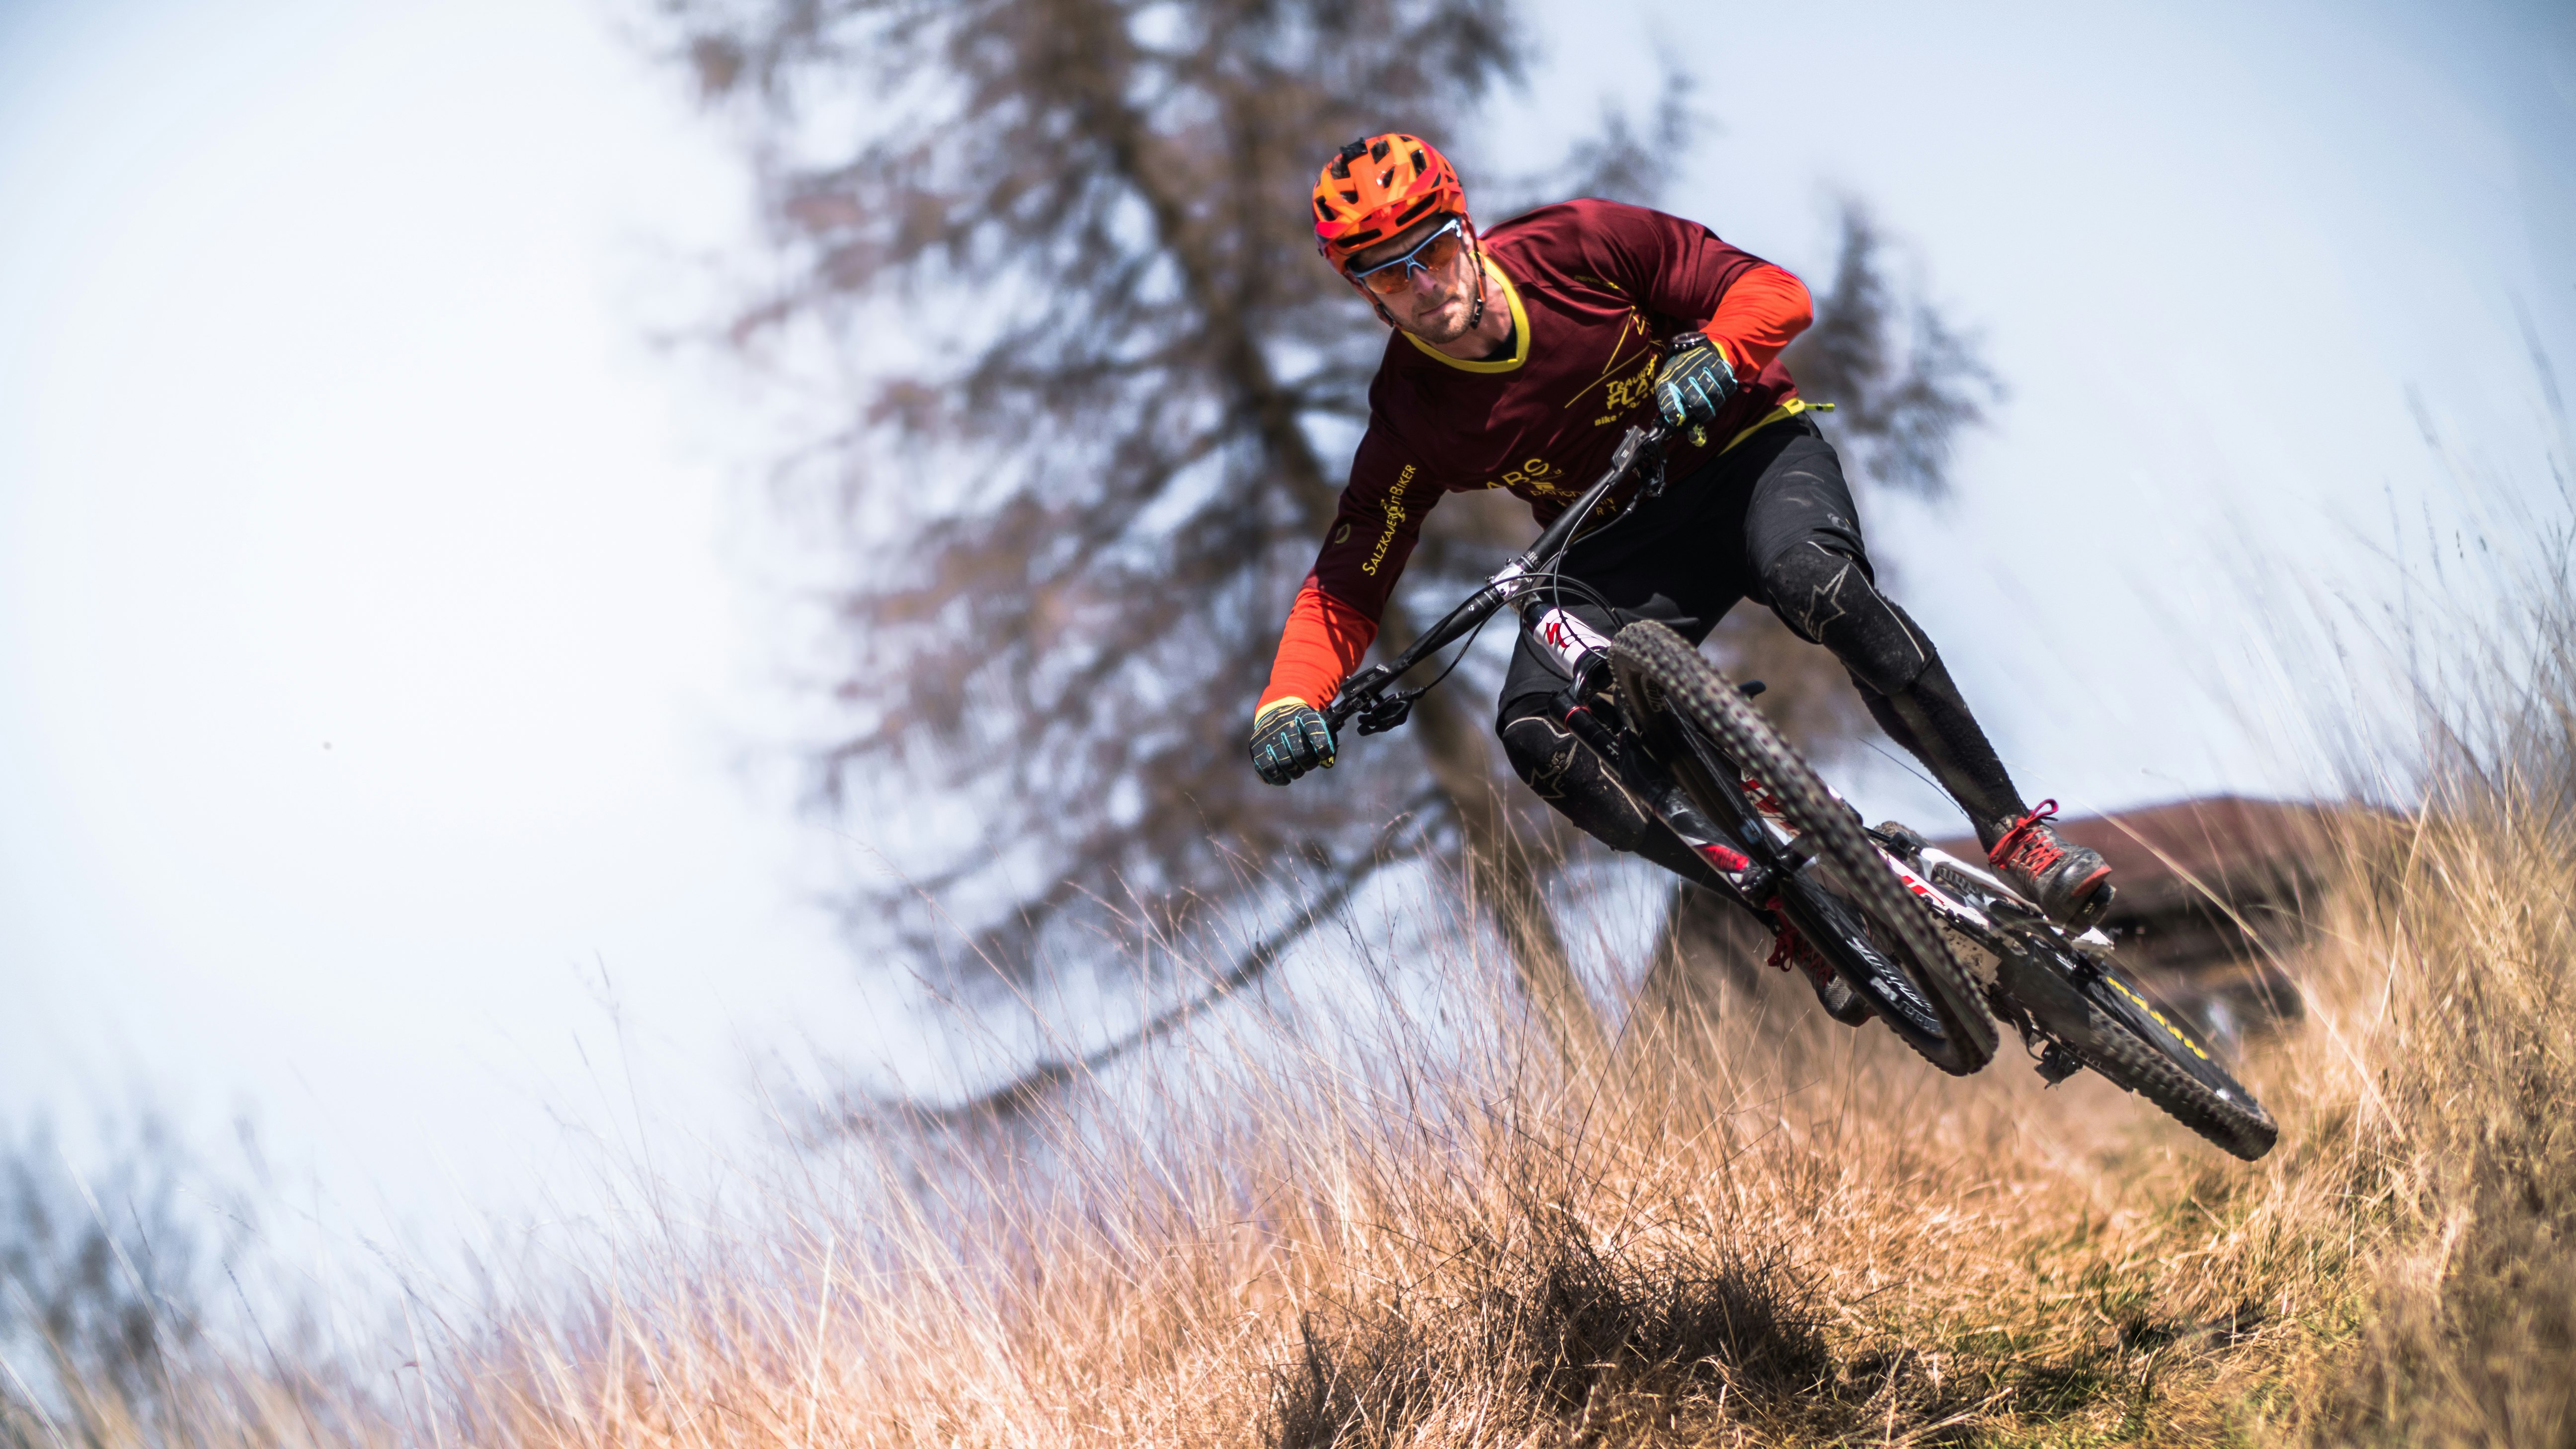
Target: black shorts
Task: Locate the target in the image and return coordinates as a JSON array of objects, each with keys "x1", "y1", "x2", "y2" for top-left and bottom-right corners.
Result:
[{"x1": 1496, "y1": 413, "x2": 1868, "y2": 716}]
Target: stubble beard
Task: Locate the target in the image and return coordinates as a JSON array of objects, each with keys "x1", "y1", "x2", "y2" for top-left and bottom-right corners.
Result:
[{"x1": 1397, "y1": 286, "x2": 1476, "y2": 345}]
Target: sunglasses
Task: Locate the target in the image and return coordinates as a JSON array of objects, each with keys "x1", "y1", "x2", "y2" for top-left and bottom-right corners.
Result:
[{"x1": 1344, "y1": 218, "x2": 1468, "y2": 296}]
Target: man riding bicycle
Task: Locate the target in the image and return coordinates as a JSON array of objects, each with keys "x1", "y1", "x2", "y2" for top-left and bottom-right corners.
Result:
[{"x1": 1247, "y1": 134, "x2": 2115, "y2": 931}]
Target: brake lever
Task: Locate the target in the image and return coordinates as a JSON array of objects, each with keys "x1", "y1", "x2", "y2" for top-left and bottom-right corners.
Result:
[
  {"x1": 1324, "y1": 663, "x2": 1398, "y2": 734},
  {"x1": 1355, "y1": 690, "x2": 1416, "y2": 736},
  {"x1": 1637, "y1": 449, "x2": 1670, "y2": 500}
]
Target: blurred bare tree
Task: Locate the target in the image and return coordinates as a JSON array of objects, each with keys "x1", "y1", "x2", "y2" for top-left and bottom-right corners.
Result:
[
  {"x1": 662, "y1": 0, "x2": 1637, "y2": 1076},
  {"x1": 657, "y1": 0, "x2": 1998, "y2": 1101},
  {"x1": 1784, "y1": 205, "x2": 1999, "y2": 504},
  {"x1": 1703, "y1": 202, "x2": 2004, "y2": 770},
  {"x1": 0, "y1": 1116, "x2": 353, "y2": 1449},
  {"x1": 0, "y1": 1116, "x2": 230, "y2": 1443}
]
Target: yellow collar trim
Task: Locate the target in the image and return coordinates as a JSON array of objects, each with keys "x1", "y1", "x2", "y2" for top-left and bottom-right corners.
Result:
[{"x1": 1403, "y1": 257, "x2": 1529, "y2": 374}]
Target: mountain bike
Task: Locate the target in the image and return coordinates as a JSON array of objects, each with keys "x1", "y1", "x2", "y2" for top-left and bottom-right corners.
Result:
[{"x1": 1323, "y1": 419, "x2": 2278, "y2": 1162}]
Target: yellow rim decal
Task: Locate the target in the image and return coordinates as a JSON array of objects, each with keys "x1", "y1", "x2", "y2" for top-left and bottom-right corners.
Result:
[{"x1": 2101, "y1": 972, "x2": 2211, "y2": 1061}]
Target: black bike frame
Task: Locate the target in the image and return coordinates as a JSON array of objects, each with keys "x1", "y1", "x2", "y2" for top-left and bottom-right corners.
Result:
[
  {"x1": 1315, "y1": 422, "x2": 1965, "y2": 1038},
  {"x1": 1323, "y1": 422, "x2": 1670, "y2": 739},
  {"x1": 1305, "y1": 413, "x2": 2276, "y2": 1153}
]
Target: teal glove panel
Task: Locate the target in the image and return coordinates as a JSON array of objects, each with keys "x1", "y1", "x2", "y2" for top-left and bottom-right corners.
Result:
[
  {"x1": 1654, "y1": 332, "x2": 1738, "y2": 429},
  {"x1": 1250, "y1": 704, "x2": 1337, "y2": 786}
]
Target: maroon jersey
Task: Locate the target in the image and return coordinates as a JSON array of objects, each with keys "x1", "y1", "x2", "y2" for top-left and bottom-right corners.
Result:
[{"x1": 1309, "y1": 198, "x2": 1807, "y2": 624}]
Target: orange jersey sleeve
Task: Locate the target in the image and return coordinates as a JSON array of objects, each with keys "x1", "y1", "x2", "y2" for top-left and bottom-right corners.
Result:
[
  {"x1": 1702, "y1": 263, "x2": 1811, "y2": 377},
  {"x1": 1258, "y1": 582, "x2": 1378, "y2": 714}
]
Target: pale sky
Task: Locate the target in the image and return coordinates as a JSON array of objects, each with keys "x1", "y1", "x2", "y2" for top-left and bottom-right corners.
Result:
[
  {"x1": 1589, "y1": 0, "x2": 2576, "y2": 814},
  {"x1": 0, "y1": 0, "x2": 2569, "y2": 1250},
  {"x1": 0, "y1": 0, "x2": 873, "y2": 1243}
]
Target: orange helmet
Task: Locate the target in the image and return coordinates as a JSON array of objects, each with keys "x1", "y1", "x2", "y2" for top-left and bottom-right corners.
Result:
[{"x1": 1311, "y1": 133, "x2": 1469, "y2": 266}]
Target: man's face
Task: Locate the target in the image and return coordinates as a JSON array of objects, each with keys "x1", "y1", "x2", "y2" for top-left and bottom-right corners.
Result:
[{"x1": 1343, "y1": 214, "x2": 1481, "y2": 343}]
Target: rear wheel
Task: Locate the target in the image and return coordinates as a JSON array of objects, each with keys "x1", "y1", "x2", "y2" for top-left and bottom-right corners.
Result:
[
  {"x1": 1610, "y1": 620, "x2": 1998, "y2": 1075},
  {"x1": 2043, "y1": 956, "x2": 2279, "y2": 1160}
]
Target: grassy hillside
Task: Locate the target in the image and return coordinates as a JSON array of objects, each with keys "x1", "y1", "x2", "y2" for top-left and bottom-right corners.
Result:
[
  {"x1": 421, "y1": 758, "x2": 2576, "y2": 1444},
  {"x1": 19, "y1": 643, "x2": 2576, "y2": 1449}
]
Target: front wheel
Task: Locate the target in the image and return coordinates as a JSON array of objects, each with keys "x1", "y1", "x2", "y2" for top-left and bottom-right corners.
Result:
[{"x1": 1610, "y1": 620, "x2": 1998, "y2": 1075}]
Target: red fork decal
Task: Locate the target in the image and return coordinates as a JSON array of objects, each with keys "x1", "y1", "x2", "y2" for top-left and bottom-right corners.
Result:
[{"x1": 1697, "y1": 841, "x2": 1751, "y2": 872}]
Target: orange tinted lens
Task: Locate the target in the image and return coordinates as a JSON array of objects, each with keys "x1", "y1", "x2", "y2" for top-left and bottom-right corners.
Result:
[{"x1": 1357, "y1": 227, "x2": 1463, "y2": 294}]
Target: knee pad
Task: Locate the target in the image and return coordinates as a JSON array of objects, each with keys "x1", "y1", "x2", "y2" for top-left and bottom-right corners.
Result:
[
  {"x1": 1496, "y1": 698, "x2": 1656, "y2": 855},
  {"x1": 1759, "y1": 540, "x2": 1933, "y2": 696}
]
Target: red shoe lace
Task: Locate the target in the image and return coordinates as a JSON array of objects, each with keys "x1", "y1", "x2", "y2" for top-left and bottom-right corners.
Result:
[{"x1": 1988, "y1": 798, "x2": 2066, "y2": 875}]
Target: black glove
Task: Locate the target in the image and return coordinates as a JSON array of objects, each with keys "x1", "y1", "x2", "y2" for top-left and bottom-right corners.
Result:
[
  {"x1": 1654, "y1": 332, "x2": 1738, "y2": 429},
  {"x1": 1250, "y1": 701, "x2": 1337, "y2": 785}
]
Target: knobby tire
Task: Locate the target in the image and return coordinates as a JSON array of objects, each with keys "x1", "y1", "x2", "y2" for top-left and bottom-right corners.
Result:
[
  {"x1": 2051, "y1": 960, "x2": 2279, "y2": 1160},
  {"x1": 1610, "y1": 620, "x2": 1999, "y2": 1075}
]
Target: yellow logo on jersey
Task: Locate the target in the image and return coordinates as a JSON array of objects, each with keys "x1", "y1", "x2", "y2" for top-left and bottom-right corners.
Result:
[
  {"x1": 1361, "y1": 465, "x2": 1415, "y2": 575},
  {"x1": 1566, "y1": 312, "x2": 1661, "y2": 425},
  {"x1": 1601, "y1": 355, "x2": 1658, "y2": 416},
  {"x1": 1491, "y1": 456, "x2": 1572, "y2": 497}
]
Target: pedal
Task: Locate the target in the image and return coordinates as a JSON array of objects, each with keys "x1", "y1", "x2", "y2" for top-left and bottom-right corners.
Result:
[
  {"x1": 2035, "y1": 1040, "x2": 2085, "y2": 1086},
  {"x1": 2067, "y1": 881, "x2": 2116, "y2": 933}
]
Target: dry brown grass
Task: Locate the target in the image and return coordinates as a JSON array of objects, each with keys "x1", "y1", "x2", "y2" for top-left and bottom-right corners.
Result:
[
  {"x1": 362, "y1": 736, "x2": 2576, "y2": 1449},
  {"x1": 24, "y1": 780, "x2": 2576, "y2": 1449},
  {"x1": 29, "y1": 647, "x2": 2576, "y2": 1449}
]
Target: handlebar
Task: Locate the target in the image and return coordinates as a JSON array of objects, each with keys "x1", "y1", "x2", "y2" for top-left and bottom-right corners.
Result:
[
  {"x1": 1323, "y1": 420, "x2": 1670, "y2": 736},
  {"x1": 1517, "y1": 423, "x2": 1663, "y2": 576}
]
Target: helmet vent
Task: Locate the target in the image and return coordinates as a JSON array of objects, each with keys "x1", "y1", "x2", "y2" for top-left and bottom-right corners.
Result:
[{"x1": 1310, "y1": 133, "x2": 1468, "y2": 262}]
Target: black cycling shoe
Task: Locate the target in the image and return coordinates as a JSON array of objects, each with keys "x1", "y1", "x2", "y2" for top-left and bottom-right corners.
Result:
[
  {"x1": 1988, "y1": 799, "x2": 2114, "y2": 930},
  {"x1": 1770, "y1": 918, "x2": 1872, "y2": 1026}
]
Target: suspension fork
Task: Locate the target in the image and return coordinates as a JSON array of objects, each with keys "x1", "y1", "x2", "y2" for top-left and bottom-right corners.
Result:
[{"x1": 1549, "y1": 675, "x2": 1777, "y2": 907}]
